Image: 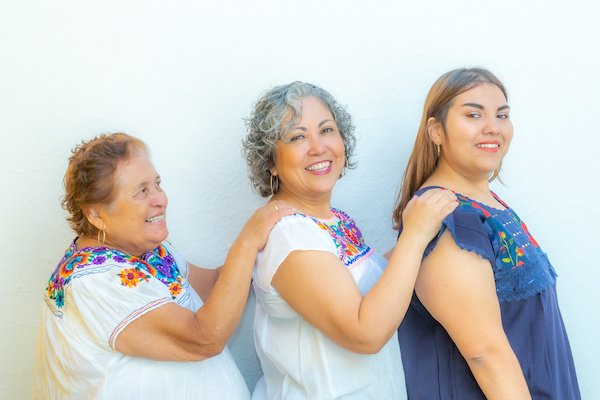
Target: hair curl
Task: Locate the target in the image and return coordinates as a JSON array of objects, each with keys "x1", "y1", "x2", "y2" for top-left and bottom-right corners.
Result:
[
  {"x1": 242, "y1": 81, "x2": 357, "y2": 197},
  {"x1": 62, "y1": 133, "x2": 148, "y2": 236},
  {"x1": 392, "y1": 67, "x2": 508, "y2": 228}
]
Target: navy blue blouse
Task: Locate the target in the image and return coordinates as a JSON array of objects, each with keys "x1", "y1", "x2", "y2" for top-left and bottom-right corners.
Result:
[{"x1": 398, "y1": 187, "x2": 580, "y2": 399}]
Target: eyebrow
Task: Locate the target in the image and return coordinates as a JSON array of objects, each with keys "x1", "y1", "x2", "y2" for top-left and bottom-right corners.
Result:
[
  {"x1": 292, "y1": 118, "x2": 335, "y2": 131},
  {"x1": 133, "y1": 175, "x2": 160, "y2": 191},
  {"x1": 461, "y1": 102, "x2": 510, "y2": 111}
]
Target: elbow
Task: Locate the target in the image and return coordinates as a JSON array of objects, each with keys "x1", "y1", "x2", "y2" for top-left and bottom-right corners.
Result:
[
  {"x1": 462, "y1": 342, "x2": 509, "y2": 371},
  {"x1": 182, "y1": 324, "x2": 229, "y2": 362},
  {"x1": 191, "y1": 342, "x2": 226, "y2": 360},
  {"x1": 342, "y1": 332, "x2": 391, "y2": 354},
  {"x1": 360, "y1": 337, "x2": 391, "y2": 354}
]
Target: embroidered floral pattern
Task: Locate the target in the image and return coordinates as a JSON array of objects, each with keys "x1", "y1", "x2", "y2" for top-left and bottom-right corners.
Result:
[
  {"x1": 118, "y1": 267, "x2": 151, "y2": 287},
  {"x1": 46, "y1": 242, "x2": 184, "y2": 309},
  {"x1": 457, "y1": 194, "x2": 530, "y2": 270},
  {"x1": 169, "y1": 281, "x2": 183, "y2": 296},
  {"x1": 457, "y1": 194, "x2": 491, "y2": 218},
  {"x1": 498, "y1": 230, "x2": 525, "y2": 269},
  {"x1": 456, "y1": 192, "x2": 544, "y2": 272},
  {"x1": 303, "y1": 208, "x2": 373, "y2": 268}
]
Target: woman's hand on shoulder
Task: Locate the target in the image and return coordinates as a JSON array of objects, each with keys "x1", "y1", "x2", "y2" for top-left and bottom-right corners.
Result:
[
  {"x1": 401, "y1": 188, "x2": 457, "y2": 243},
  {"x1": 238, "y1": 200, "x2": 297, "y2": 251}
]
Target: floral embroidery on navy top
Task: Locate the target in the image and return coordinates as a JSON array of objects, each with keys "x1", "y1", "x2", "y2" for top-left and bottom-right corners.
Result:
[
  {"x1": 301, "y1": 208, "x2": 373, "y2": 268},
  {"x1": 448, "y1": 191, "x2": 557, "y2": 302},
  {"x1": 46, "y1": 241, "x2": 184, "y2": 310}
]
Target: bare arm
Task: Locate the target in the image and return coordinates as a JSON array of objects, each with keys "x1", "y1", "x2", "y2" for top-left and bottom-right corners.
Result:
[
  {"x1": 187, "y1": 263, "x2": 218, "y2": 302},
  {"x1": 115, "y1": 200, "x2": 296, "y2": 362},
  {"x1": 416, "y1": 231, "x2": 531, "y2": 399},
  {"x1": 272, "y1": 189, "x2": 458, "y2": 354}
]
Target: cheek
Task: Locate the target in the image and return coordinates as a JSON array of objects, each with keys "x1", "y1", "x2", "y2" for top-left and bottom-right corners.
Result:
[
  {"x1": 332, "y1": 135, "x2": 345, "y2": 156},
  {"x1": 504, "y1": 127, "x2": 514, "y2": 147}
]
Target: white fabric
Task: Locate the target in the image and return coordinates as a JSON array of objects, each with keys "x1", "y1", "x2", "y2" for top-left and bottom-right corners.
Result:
[
  {"x1": 35, "y1": 241, "x2": 250, "y2": 400},
  {"x1": 252, "y1": 214, "x2": 407, "y2": 400}
]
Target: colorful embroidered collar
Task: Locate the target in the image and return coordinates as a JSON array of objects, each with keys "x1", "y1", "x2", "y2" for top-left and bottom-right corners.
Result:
[
  {"x1": 46, "y1": 241, "x2": 183, "y2": 310},
  {"x1": 301, "y1": 208, "x2": 373, "y2": 268}
]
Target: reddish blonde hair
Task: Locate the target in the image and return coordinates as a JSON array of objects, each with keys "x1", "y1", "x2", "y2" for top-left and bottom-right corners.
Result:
[
  {"x1": 392, "y1": 68, "x2": 507, "y2": 228},
  {"x1": 62, "y1": 133, "x2": 148, "y2": 236}
]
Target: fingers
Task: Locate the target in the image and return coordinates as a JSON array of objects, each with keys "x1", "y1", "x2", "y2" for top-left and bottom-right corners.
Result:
[
  {"x1": 269, "y1": 200, "x2": 297, "y2": 216},
  {"x1": 239, "y1": 200, "x2": 298, "y2": 252},
  {"x1": 412, "y1": 189, "x2": 457, "y2": 212},
  {"x1": 265, "y1": 200, "x2": 297, "y2": 223},
  {"x1": 401, "y1": 188, "x2": 459, "y2": 242}
]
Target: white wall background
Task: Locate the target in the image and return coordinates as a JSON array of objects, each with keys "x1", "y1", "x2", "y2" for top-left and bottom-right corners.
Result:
[{"x1": 1, "y1": 1, "x2": 598, "y2": 398}]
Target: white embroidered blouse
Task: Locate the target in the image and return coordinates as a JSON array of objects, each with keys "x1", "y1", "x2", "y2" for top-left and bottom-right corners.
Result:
[
  {"x1": 35, "y1": 241, "x2": 250, "y2": 399},
  {"x1": 252, "y1": 210, "x2": 407, "y2": 400}
]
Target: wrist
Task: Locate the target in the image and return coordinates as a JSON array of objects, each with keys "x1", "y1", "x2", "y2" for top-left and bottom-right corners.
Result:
[
  {"x1": 397, "y1": 228, "x2": 433, "y2": 251},
  {"x1": 231, "y1": 235, "x2": 259, "y2": 257}
]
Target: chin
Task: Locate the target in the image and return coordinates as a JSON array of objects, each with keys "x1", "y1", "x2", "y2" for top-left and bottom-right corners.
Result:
[{"x1": 150, "y1": 228, "x2": 169, "y2": 246}]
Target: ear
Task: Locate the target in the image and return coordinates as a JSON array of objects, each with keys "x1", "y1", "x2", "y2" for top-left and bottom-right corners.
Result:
[
  {"x1": 269, "y1": 163, "x2": 278, "y2": 177},
  {"x1": 427, "y1": 117, "x2": 443, "y2": 145},
  {"x1": 84, "y1": 207, "x2": 106, "y2": 231}
]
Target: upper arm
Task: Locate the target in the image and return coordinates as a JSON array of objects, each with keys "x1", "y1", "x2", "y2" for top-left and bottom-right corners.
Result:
[
  {"x1": 187, "y1": 262, "x2": 218, "y2": 302},
  {"x1": 115, "y1": 301, "x2": 224, "y2": 362},
  {"x1": 416, "y1": 230, "x2": 508, "y2": 360},
  {"x1": 271, "y1": 250, "x2": 373, "y2": 353}
]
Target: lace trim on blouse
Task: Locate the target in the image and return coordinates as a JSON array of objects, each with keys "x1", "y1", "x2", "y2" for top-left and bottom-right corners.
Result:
[{"x1": 420, "y1": 188, "x2": 557, "y2": 302}]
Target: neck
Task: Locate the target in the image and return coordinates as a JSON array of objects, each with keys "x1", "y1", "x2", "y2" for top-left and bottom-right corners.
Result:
[
  {"x1": 273, "y1": 189, "x2": 333, "y2": 219},
  {"x1": 76, "y1": 235, "x2": 146, "y2": 258},
  {"x1": 425, "y1": 159, "x2": 491, "y2": 198}
]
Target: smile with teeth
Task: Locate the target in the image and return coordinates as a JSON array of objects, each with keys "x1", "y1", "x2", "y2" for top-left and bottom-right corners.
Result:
[
  {"x1": 306, "y1": 161, "x2": 331, "y2": 171},
  {"x1": 146, "y1": 214, "x2": 165, "y2": 223},
  {"x1": 476, "y1": 143, "x2": 499, "y2": 148}
]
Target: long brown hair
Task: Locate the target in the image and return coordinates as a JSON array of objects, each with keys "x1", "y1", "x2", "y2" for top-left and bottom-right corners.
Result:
[{"x1": 392, "y1": 68, "x2": 508, "y2": 228}]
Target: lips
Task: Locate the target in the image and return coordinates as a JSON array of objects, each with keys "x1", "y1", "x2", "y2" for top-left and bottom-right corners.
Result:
[
  {"x1": 146, "y1": 214, "x2": 165, "y2": 223},
  {"x1": 305, "y1": 161, "x2": 331, "y2": 172},
  {"x1": 475, "y1": 141, "x2": 501, "y2": 152}
]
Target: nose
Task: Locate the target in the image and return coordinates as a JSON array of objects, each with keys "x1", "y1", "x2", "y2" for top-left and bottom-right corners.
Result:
[
  {"x1": 308, "y1": 132, "x2": 327, "y2": 155},
  {"x1": 150, "y1": 188, "x2": 168, "y2": 208},
  {"x1": 484, "y1": 116, "x2": 500, "y2": 135}
]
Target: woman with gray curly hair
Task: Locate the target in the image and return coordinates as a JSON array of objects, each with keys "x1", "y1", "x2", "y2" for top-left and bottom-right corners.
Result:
[{"x1": 243, "y1": 81, "x2": 459, "y2": 399}]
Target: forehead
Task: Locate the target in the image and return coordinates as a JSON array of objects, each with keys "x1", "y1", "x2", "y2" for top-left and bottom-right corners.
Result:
[
  {"x1": 286, "y1": 97, "x2": 333, "y2": 124},
  {"x1": 452, "y1": 83, "x2": 508, "y2": 107},
  {"x1": 113, "y1": 149, "x2": 157, "y2": 189}
]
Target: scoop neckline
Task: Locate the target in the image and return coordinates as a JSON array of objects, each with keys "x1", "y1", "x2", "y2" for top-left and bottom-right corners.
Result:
[{"x1": 294, "y1": 208, "x2": 338, "y2": 222}]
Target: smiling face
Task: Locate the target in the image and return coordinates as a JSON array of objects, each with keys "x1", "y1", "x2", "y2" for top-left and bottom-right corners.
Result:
[
  {"x1": 271, "y1": 96, "x2": 345, "y2": 207},
  {"x1": 432, "y1": 83, "x2": 513, "y2": 181},
  {"x1": 93, "y1": 148, "x2": 169, "y2": 256}
]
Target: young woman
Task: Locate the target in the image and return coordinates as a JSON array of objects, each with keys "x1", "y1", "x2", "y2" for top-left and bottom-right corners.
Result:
[{"x1": 393, "y1": 68, "x2": 580, "y2": 399}]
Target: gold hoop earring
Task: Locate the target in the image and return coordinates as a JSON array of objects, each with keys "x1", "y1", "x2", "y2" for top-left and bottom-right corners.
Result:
[
  {"x1": 339, "y1": 158, "x2": 349, "y2": 179},
  {"x1": 97, "y1": 229, "x2": 106, "y2": 246},
  {"x1": 270, "y1": 174, "x2": 279, "y2": 196},
  {"x1": 436, "y1": 144, "x2": 441, "y2": 157}
]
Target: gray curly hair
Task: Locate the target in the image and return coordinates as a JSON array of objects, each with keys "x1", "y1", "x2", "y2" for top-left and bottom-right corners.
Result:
[{"x1": 242, "y1": 81, "x2": 357, "y2": 197}]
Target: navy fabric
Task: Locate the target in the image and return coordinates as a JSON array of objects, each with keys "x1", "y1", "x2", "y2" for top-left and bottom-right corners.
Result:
[{"x1": 398, "y1": 187, "x2": 580, "y2": 399}]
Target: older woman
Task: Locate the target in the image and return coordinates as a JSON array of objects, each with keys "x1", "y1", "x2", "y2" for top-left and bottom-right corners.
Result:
[
  {"x1": 35, "y1": 133, "x2": 295, "y2": 399},
  {"x1": 242, "y1": 82, "x2": 459, "y2": 399}
]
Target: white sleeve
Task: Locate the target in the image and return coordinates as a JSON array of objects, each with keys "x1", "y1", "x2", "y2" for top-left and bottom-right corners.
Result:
[
  {"x1": 69, "y1": 263, "x2": 175, "y2": 351},
  {"x1": 253, "y1": 214, "x2": 338, "y2": 293}
]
